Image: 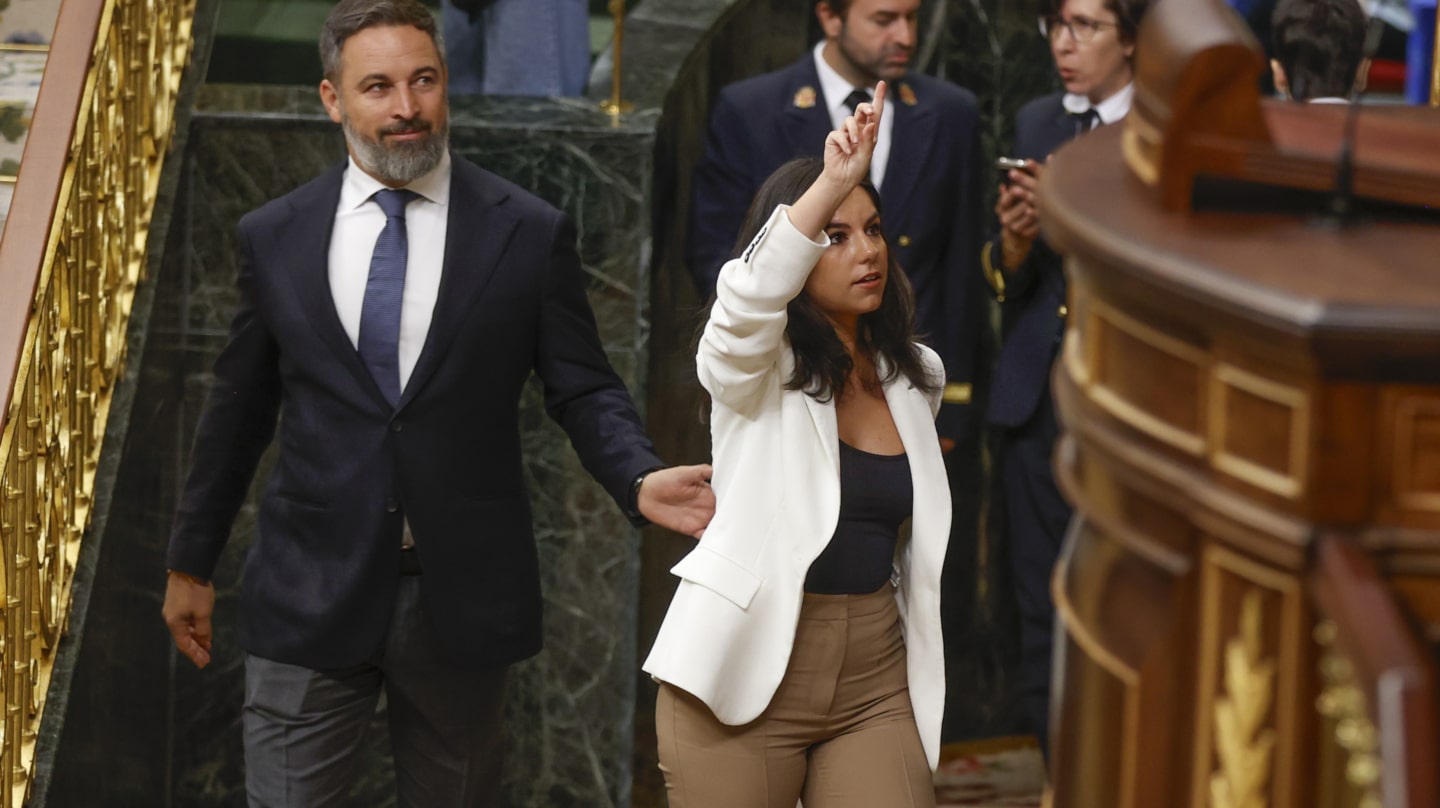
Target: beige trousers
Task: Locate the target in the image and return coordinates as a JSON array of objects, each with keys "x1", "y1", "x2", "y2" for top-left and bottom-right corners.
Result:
[{"x1": 656, "y1": 585, "x2": 935, "y2": 808}]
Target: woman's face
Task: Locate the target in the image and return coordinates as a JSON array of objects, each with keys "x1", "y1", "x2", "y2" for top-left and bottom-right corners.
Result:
[
  {"x1": 803, "y1": 187, "x2": 888, "y2": 331},
  {"x1": 1048, "y1": 0, "x2": 1134, "y2": 105}
]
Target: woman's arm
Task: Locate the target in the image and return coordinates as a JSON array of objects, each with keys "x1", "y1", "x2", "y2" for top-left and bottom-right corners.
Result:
[
  {"x1": 789, "y1": 81, "x2": 886, "y2": 238},
  {"x1": 698, "y1": 84, "x2": 889, "y2": 409}
]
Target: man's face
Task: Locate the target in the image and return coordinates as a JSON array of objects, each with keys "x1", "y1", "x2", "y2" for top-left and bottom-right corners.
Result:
[
  {"x1": 819, "y1": 0, "x2": 920, "y2": 85},
  {"x1": 1048, "y1": 0, "x2": 1134, "y2": 104},
  {"x1": 319, "y1": 23, "x2": 449, "y2": 186}
]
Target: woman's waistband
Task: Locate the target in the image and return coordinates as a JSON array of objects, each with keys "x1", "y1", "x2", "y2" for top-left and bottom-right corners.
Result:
[{"x1": 798, "y1": 583, "x2": 897, "y2": 619}]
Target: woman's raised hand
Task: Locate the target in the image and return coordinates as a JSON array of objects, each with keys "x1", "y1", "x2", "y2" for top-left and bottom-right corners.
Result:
[
  {"x1": 786, "y1": 82, "x2": 887, "y2": 242},
  {"x1": 822, "y1": 81, "x2": 886, "y2": 190}
]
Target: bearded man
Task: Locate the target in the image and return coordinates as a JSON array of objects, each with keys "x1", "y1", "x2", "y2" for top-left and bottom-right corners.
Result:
[{"x1": 159, "y1": 1, "x2": 714, "y2": 804}]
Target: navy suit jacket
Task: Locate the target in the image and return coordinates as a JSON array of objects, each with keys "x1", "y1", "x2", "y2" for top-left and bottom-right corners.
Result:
[
  {"x1": 167, "y1": 155, "x2": 662, "y2": 671},
  {"x1": 987, "y1": 92, "x2": 1091, "y2": 430},
  {"x1": 687, "y1": 54, "x2": 985, "y2": 439}
]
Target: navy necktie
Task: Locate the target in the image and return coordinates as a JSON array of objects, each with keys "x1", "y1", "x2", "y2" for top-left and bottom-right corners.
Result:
[
  {"x1": 843, "y1": 88, "x2": 870, "y2": 114},
  {"x1": 842, "y1": 89, "x2": 874, "y2": 182},
  {"x1": 358, "y1": 188, "x2": 417, "y2": 407},
  {"x1": 1072, "y1": 108, "x2": 1100, "y2": 137}
]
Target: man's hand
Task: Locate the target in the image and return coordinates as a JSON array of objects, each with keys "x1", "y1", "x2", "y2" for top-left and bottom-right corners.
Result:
[
  {"x1": 163, "y1": 570, "x2": 215, "y2": 669},
  {"x1": 996, "y1": 159, "x2": 1044, "y2": 269},
  {"x1": 638, "y1": 464, "x2": 715, "y2": 539}
]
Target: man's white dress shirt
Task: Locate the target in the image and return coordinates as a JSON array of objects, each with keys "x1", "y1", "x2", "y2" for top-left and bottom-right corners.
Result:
[{"x1": 814, "y1": 41, "x2": 896, "y2": 190}]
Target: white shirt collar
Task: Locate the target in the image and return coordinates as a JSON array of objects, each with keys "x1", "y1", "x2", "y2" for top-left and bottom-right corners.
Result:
[
  {"x1": 1061, "y1": 81, "x2": 1135, "y2": 126},
  {"x1": 813, "y1": 40, "x2": 868, "y2": 118},
  {"x1": 339, "y1": 150, "x2": 452, "y2": 212}
]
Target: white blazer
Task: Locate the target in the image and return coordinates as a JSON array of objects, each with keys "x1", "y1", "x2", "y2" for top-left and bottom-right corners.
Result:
[{"x1": 642, "y1": 206, "x2": 952, "y2": 770}]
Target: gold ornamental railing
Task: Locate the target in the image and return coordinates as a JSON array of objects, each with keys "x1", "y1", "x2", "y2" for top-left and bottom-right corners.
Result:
[{"x1": 0, "y1": 0, "x2": 196, "y2": 804}]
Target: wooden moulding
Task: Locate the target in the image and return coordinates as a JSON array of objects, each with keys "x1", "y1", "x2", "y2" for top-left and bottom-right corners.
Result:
[{"x1": 1124, "y1": 0, "x2": 1270, "y2": 210}]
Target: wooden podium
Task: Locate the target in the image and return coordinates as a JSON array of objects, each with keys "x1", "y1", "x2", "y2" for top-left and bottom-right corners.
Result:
[{"x1": 1038, "y1": 4, "x2": 1440, "y2": 807}]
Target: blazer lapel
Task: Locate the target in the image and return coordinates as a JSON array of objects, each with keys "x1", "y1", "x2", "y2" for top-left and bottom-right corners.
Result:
[
  {"x1": 878, "y1": 78, "x2": 937, "y2": 234},
  {"x1": 801, "y1": 385, "x2": 840, "y2": 477},
  {"x1": 882, "y1": 376, "x2": 948, "y2": 543},
  {"x1": 398, "y1": 158, "x2": 520, "y2": 409},
  {"x1": 281, "y1": 163, "x2": 390, "y2": 407}
]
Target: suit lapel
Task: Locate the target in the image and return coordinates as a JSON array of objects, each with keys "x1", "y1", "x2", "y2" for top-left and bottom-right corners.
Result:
[
  {"x1": 781, "y1": 58, "x2": 834, "y2": 160},
  {"x1": 398, "y1": 157, "x2": 520, "y2": 409},
  {"x1": 282, "y1": 162, "x2": 390, "y2": 408},
  {"x1": 1049, "y1": 99, "x2": 1080, "y2": 153},
  {"x1": 878, "y1": 79, "x2": 936, "y2": 234}
]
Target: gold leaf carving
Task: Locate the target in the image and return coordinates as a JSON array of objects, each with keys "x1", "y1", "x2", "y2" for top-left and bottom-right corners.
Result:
[
  {"x1": 1209, "y1": 591, "x2": 1277, "y2": 808},
  {"x1": 1314, "y1": 620, "x2": 1384, "y2": 807}
]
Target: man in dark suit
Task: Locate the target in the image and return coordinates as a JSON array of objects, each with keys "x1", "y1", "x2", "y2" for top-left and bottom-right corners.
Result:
[
  {"x1": 983, "y1": 0, "x2": 1151, "y2": 759},
  {"x1": 687, "y1": 0, "x2": 984, "y2": 441},
  {"x1": 159, "y1": 1, "x2": 713, "y2": 804}
]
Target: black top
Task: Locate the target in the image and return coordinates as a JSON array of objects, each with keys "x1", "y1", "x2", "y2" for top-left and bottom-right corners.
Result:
[{"x1": 804, "y1": 441, "x2": 913, "y2": 595}]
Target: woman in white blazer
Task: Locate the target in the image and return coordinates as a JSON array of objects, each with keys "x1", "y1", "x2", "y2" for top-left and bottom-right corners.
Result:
[{"x1": 644, "y1": 84, "x2": 951, "y2": 807}]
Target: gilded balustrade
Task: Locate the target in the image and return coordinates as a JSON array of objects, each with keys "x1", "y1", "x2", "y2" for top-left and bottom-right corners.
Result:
[{"x1": 0, "y1": 0, "x2": 195, "y2": 804}]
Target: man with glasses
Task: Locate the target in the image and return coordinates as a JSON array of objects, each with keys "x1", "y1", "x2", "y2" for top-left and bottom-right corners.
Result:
[{"x1": 981, "y1": 0, "x2": 1151, "y2": 761}]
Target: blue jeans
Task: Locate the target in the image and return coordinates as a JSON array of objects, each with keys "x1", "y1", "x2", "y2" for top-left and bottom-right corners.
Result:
[{"x1": 443, "y1": 0, "x2": 591, "y2": 97}]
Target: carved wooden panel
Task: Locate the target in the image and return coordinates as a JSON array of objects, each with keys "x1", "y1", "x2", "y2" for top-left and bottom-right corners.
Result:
[
  {"x1": 1190, "y1": 546, "x2": 1314, "y2": 808},
  {"x1": 1052, "y1": 517, "x2": 1195, "y2": 808},
  {"x1": 1209, "y1": 363, "x2": 1310, "y2": 501},
  {"x1": 1390, "y1": 392, "x2": 1440, "y2": 525},
  {"x1": 1083, "y1": 300, "x2": 1208, "y2": 457}
]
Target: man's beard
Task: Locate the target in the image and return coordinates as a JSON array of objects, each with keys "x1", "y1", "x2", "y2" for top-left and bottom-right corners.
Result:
[
  {"x1": 342, "y1": 110, "x2": 449, "y2": 185},
  {"x1": 838, "y1": 33, "x2": 910, "y2": 83}
]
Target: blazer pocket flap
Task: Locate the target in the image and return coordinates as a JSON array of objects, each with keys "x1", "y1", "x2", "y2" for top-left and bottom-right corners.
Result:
[{"x1": 670, "y1": 546, "x2": 763, "y2": 610}]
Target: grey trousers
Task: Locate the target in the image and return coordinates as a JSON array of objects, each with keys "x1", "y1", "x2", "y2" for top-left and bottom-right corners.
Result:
[{"x1": 243, "y1": 577, "x2": 507, "y2": 807}]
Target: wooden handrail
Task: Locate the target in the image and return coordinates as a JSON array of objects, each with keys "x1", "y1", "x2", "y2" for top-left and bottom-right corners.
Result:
[{"x1": 0, "y1": 0, "x2": 105, "y2": 425}]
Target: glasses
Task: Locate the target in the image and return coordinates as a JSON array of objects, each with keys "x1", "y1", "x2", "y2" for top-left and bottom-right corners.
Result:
[{"x1": 1039, "y1": 14, "x2": 1118, "y2": 44}]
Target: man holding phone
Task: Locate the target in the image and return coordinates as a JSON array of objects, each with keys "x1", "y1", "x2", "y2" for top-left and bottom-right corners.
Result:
[{"x1": 982, "y1": 0, "x2": 1151, "y2": 761}]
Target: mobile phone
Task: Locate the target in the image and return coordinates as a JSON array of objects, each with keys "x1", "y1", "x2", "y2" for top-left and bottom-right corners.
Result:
[{"x1": 997, "y1": 156, "x2": 1030, "y2": 185}]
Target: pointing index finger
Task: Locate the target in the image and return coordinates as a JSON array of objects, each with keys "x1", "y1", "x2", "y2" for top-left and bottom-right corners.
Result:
[{"x1": 871, "y1": 81, "x2": 887, "y2": 125}]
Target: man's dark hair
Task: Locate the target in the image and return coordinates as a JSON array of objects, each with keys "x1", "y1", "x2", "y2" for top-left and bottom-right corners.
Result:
[
  {"x1": 726, "y1": 157, "x2": 938, "y2": 403},
  {"x1": 1271, "y1": 0, "x2": 1368, "y2": 100},
  {"x1": 320, "y1": 0, "x2": 443, "y2": 81},
  {"x1": 1041, "y1": 0, "x2": 1153, "y2": 45}
]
